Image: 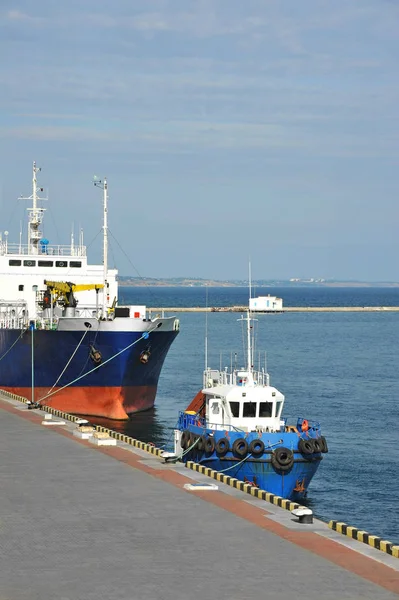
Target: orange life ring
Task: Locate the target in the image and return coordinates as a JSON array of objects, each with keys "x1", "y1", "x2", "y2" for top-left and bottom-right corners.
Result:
[{"x1": 302, "y1": 419, "x2": 309, "y2": 432}]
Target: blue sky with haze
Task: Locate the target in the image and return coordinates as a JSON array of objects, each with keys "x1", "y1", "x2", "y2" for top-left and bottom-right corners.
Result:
[{"x1": 1, "y1": 0, "x2": 398, "y2": 280}]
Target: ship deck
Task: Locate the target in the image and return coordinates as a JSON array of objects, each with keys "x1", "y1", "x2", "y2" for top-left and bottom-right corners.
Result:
[{"x1": 1, "y1": 393, "x2": 399, "y2": 599}]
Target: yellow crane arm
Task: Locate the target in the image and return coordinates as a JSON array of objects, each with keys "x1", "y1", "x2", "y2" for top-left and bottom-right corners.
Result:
[
  {"x1": 72, "y1": 283, "x2": 104, "y2": 293},
  {"x1": 44, "y1": 281, "x2": 104, "y2": 293}
]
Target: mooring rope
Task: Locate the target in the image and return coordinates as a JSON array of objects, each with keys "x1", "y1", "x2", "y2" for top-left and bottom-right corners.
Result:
[{"x1": 38, "y1": 325, "x2": 159, "y2": 405}]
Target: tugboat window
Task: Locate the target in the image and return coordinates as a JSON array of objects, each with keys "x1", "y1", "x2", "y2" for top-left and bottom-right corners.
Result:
[
  {"x1": 56, "y1": 261, "x2": 67, "y2": 267},
  {"x1": 69, "y1": 261, "x2": 82, "y2": 268},
  {"x1": 9, "y1": 260, "x2": 21, "y2": 266},
  {"x1": 259, "y1": 402, "x2": 273, "y2": 418},
  {"x1": 211, "y1": 402, "x2": 220, "y2": 414},
  {"x1": 23, "y1": 260, "x2": 36, "y2": 267},
  {"x1": 243, "y1": 402, "x2": 256, "y2": 417},
  {"x1": 230, "y1": 401, "x2": 240, "y2": 417},
  {"x1": 18, "y1": 285, "x2": 24, "y2": 291},
  {"x1": 275, "y1": 401, "x2": 282, "y2": 418}
]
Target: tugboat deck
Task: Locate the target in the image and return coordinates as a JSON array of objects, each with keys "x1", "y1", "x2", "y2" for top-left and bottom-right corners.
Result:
[{"x1": 1, "y1": 394, "x2": 398, "y2": 599}]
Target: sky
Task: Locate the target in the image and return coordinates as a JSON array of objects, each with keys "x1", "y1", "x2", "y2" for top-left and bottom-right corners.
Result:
[{"x1": 0, "y1": 0, "x2": 398, "y2": 281}]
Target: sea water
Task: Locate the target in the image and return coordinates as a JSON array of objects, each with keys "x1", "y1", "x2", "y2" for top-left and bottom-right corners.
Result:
[{"x1": 95, "y1": 286, "x2": 399, "y2": 543}]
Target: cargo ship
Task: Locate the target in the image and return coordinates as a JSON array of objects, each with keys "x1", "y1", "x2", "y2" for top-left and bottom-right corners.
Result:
[{"x1": 0, "y1": 162, "x2": 179, "y2": 419}]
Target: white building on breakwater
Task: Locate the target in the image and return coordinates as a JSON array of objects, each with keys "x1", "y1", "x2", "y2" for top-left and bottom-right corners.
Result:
[{"x1": 249, "y1": 294, "x2": 283, "y2": 313}]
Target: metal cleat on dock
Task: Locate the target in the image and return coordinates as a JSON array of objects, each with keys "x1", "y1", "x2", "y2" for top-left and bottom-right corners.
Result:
[{"x1": 291, "y1": 507, "x2": 313, "y2": 524}]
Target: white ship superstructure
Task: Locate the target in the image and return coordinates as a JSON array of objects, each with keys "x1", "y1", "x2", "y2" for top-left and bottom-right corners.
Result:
[{"x1": 0, "y1": 162, "x2": 118, "y2": 324}]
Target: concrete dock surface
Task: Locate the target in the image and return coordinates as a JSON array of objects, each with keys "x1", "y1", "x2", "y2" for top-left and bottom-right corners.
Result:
[{"x1": 1, "y1": 397, "x2": 399, "y2": 600}]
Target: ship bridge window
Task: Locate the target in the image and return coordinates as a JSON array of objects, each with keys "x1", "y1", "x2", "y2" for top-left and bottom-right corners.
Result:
[
  {"x1": 69, "y1": 261, "x2": 82, "y2": 268},
  {"x1": 9, "y1": 260, "x2": 21, "y2": 266},
  {"x1": 23, "y1": 260, "x2": 36, "y2": 267},
  {"x1": 243, "y1": 402, "x2": 256, "y2": 418},
  {"x1": 275, "y1": 401, "x2": 283, "y2": 418},
  {"x1": 18, "y1": 284, "x2": 24, "y2": 291},
  {"x1": 259, "y1": 402, "x2": 273, "y2": 418},
  {"x1": 230, "y1": 401, "x2": 240, "y2": 418},
  {"x1": 38, "y1": 260, "x2": 53, "y2": 267},
  {"x1": 56, "y1": 261, "x2": 67, "y2": 267}
]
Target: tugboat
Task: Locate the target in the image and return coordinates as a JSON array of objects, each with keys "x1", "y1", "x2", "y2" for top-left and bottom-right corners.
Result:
[{"x1": 174, "y1": 312, "x2": 327, "y2": 500}]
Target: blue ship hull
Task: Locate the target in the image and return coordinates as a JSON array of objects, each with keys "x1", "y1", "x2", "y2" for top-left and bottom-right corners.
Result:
[{"x1": 0, "y1": 326, "x2": 178, "y2": 419}]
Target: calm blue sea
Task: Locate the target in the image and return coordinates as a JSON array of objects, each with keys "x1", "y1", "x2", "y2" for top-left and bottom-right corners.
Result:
[{"x1": 95, "y1": 286, "x2": 399, "y2": 543}]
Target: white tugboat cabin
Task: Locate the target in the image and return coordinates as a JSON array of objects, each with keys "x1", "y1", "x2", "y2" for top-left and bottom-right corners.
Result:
[{"x1": 202, "y1": 365, "x2": 285, "y2": 433}]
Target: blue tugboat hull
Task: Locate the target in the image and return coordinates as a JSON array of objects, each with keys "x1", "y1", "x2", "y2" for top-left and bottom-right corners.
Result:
[{"x1": 178, "y1": 420, "x2": 324, "y2": 500}]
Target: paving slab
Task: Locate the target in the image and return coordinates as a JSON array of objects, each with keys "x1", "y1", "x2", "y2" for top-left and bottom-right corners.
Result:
[{"x1": 0, "y1": 402, "x2": 398, "y2": 600}]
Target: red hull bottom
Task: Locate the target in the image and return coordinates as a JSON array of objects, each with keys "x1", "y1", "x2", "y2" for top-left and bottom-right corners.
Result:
[{"x1": 3, "y1": 386, "x2": 157, "y2": 420}]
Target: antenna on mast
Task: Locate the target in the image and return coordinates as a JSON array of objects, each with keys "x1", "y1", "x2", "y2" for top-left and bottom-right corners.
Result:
[
  {"x1": 249, "y1": 257, "x2": 252, "y2": 306},
  {"x1": 19, "y1": 161, "x2": 47, "y2": 255}
]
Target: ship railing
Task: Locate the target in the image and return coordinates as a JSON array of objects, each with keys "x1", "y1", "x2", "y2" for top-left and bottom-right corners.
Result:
[
  {"x1": 0, "y1": 317, "x2": 28, "y2": 329},
  {"x1": 35, "y1": 318, "x2": 59, "y2": 331},
  {"x1": 0, "y1": 243, "x2": 87, "y2": 257},
  {"x1": 203, "y1": 367, "x2": 270, "y2": 388},
  {"x1": 178, "y1": 411, "x2": 245, "y2": 432}
]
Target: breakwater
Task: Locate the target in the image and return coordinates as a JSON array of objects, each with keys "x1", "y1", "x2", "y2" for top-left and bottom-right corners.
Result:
[{"x1": 148, "y1": 306, "x2": 399, "y2": 314}]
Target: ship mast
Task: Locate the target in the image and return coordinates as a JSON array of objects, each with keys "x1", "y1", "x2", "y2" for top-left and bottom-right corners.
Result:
[
  {"x1": 103, "y1": 177, "x2": 108, "y2": 318},
  {"x1": 94, "y1": 176, "x2": 108, "y2": 318},
  {"x1": 20, "y1": 161, "x2": 47, "y2": 255}
]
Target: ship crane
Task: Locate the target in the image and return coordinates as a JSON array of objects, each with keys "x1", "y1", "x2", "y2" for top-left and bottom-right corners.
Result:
[{"x1": 42, "y1": 280, "x2": 104, "y2": 308}]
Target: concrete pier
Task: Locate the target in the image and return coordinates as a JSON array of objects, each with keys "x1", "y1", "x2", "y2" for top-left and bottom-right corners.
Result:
[{"x1": 1, "y1": 396, "x2": 399, "y2": 599}]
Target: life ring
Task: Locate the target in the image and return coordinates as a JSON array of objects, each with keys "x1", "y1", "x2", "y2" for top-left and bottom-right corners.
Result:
[
  {"x1": 232, "y1": 438, "x2": 248, "y2": 458},
  {"x1": 298, "y1": 438, "x2": 315, "y2": 455},
  {"x1": 301, "y1": 419, "x2": 309, "y2": 432},
  {"x1": 249, "y1": 439, "x2": 265, "y2": 458},
  {"x1": 320, "y1": 436, "x2": 328, "y2": 453},
  {"x1": 215, "y1": 437, "x2": 230, "y2": 456},
  {"x1": 204, "y1": 436, "x2": 215, "y2": 454},
  {"x1": 180, "y1": 429, "x2": 190, "y2": 449},
  {"x1": 271, "y1": 447, "x2": 294, "y2": 472}
]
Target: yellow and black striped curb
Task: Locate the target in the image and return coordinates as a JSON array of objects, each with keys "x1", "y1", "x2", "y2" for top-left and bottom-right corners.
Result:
[
  {"x1": 185, "y1": 461, "x2": 303, "y2": 512},
  {"x1": 96, "y1": 427, "x2": 163, "y2": 457},
  {"x1": 329, "y1": 521, "x2": 399, "y2": 558},
  {"x1": 0, "y1": 390, "x2": 32, "y2": 405},
  {"x1": 0, "y1": 390, "x2": 163, "y2": 457}
]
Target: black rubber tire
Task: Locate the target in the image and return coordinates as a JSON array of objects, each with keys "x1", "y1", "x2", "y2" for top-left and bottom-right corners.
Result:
[
  {"x1": 196, "y1": 435, "x2": 206, "y2": 452},
  {"x1": 249, "y1": 439, "x2": 265, "y2": 458},
  {"x1": 204, "y1": 436, "x2": 215, "y2": 454},
  {"x1": 180, "y1": 429, "x2": 190, "y2": 449},
  {"x1": 271, "y1": 447, "x2": 294, "y2": 472},
  {"x1": 189, "y1": 433, "x2": 198, "y2": 449},
  {"x1": 215, "y1": 437, "x2": 230, "y2": 457},
  {"x1": 232, "y1": 438, "x2": 249, "y2": 458},
  {"x1": 298, "y1": 438, "x2": 315, "y2": 455},
  {"x1": 313, "y1": 438, "x2": 323, "y2": 453},
  {"x1": 320, "y1": 436, "x2": 329, "y2": 453}
]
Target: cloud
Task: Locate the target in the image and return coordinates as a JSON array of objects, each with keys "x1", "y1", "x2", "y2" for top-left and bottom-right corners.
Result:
[{"x1": 5, "y1": 9, "x2": 44, "y2": 25}]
